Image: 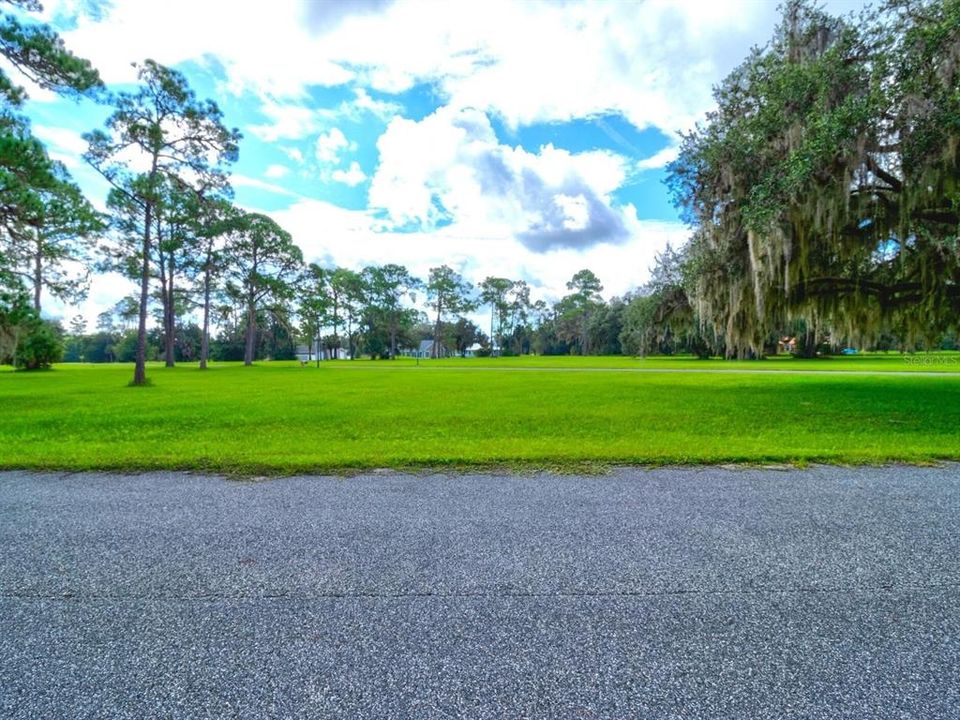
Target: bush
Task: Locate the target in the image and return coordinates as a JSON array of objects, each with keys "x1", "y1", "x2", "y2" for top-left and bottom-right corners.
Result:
[{"x1": 15, "y1": 321, "x2": 63, "y2": 370}]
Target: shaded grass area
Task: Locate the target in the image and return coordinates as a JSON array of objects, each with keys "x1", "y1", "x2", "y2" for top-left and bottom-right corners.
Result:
[
  {"x1": 2, "y1": 359, "x2": 959, "y2": 474},
  {"x1": 413, "y1": 352, "x2": 960, "y2": 372}
]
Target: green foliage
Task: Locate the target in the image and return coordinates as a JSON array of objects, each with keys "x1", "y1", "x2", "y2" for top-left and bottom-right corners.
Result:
[
  {"x1": 222, "y1": 212, "x2": 302, "y2": 364},
  {"x1": 1, "y1": 161, "x2": 104, "y2": 313},
  {"x1": 0, "y1": 1, "x2": 102, "y2": 258},
  {"x1": 13, "y1": 317, "x2": 60, "y2": 369},
  {"x1": 546, "y1": 269, "x2": 608, "y2": 355},
  {"x1": 0, "y1": 275, "x2": 61, "y2": 369},
  {"x1": 565, "y1": 268, "x2": 603, "y2": 302},
  {"x1": 669, "y1": 0, "x2": 960, "y2": 357},
  {"x1": 85, "y1": 59, "x2": 241, "y2": 384},
  {"x1": 0, "y1": 8, "x2": 101, "y2": 107},
  {"x1": 620, "y1": 244, "x2": 716, "y2": 357},
  {"x1": 0, "y1": 277, "x2": 30, "y2": 362},
  {"x1": 426, "y1": 266, "x2": 475, "y2": 357}
]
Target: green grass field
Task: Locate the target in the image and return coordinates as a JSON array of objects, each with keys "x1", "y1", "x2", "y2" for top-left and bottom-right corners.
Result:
[{"x1": 2, "y1": 354, "x2": 959, "y2": 474}]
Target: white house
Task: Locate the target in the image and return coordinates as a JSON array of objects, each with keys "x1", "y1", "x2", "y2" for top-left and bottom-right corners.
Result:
[
  {"x1": 295, "y1": 345, "x2": 350, "y2": 362},
  {"x1": 401, "y1": 339, "x2": 452, "y2": 359}
]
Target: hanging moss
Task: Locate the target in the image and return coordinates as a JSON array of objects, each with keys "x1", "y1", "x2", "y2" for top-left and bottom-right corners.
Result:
[{"x1": 668, "y1": 0, "x2": 960, "y2": 356}]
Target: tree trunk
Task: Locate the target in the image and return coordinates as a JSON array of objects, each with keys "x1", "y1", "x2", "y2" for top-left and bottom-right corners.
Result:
[
  {"x1": 243, "y1": 296, "x2": 256, "y2": 366},
  {"x1": 244, "y1": 249, "x2": 258, "y2": 366},
  {"x1": 490, "y1": 306, "x2": 495, "y2": 355},
  {"x1": 798, "y1": 327, "x2": 818, "y2": 358},
  {"x1": 158, "y1": 222, "x2": 175, "y2": 368},
  {"x1": 199, "y1": 255, "x2": 211, "y2": 370},
  {"x1": 332, "y1": 297, "x2": 340, "y2": 359},
  {"x1": 32, "y1": 231, "x2": 42, "y2": 313},
  {"x1": 347, "y1": 314, "x2": 354, "y2": 360},
  {"x1": 132, "y1": 201, "x2": 152, "y2": 386},
  {"x1": 164, "y1": 268, "x2": 175, "y2": 367},
  {"x1": 433, "y1": 301, "x2": 443, "y2": 358}
]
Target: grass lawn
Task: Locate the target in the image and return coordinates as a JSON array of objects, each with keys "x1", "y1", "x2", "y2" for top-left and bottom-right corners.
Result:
[{"x1": 1, "y1": 354, "x2": 959, "y2": 474}]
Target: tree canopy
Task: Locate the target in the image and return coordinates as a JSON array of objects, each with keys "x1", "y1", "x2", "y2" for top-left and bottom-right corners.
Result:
[
  {"x1": 668, "y1": 0, "x2": 960, "y2": 357},
  {"x1": 85, "y1": 59, "x2": 240, "y2": 383}
]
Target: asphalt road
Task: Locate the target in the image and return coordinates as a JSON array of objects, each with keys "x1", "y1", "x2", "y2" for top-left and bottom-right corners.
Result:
[{"x1": 1, "y1": 466, "x2": 959, "y2": 719}]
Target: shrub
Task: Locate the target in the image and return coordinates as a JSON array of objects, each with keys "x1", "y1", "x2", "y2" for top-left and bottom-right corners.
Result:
[{"x1": 15, "y1": 320, "x2": 63, "y2": 370}]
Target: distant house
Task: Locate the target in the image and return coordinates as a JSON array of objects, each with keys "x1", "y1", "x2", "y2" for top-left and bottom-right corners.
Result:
[
  {"x1": 294, "y1": 345, "x2": 350, "y2": 362},
  {"x1": 778, "y1": 336, "x2": 797, "y2": 354},
  {"x1": 401, "y1": 339, "x2": 452, "y2": 359},
  {"x1": 463, "y1": 342, "x2": 484, "y2": 358}
]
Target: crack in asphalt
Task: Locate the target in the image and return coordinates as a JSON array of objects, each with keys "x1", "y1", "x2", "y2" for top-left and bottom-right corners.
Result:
[{"x1": 4, "y1": 582, "x2": 959, "y2": 602}]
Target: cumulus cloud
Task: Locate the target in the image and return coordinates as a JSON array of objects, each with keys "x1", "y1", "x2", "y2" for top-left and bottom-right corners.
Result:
[
  {"x1": 266, "y1": 197, "x2": 687, "y2": 311},
  {"x1": 248, "y1": 99, "x2": 324, "y2": 142},
  {"x1": 315, "y1": 127, "x2": 353, "y2": 164},
  {"x1": 303, "y1": 0, "x2": 394, "y2": 34},
  {"x1": 282, "y1": 147, "x2": 305, "y2": 165},
  {"x1": 636, "y1": 146, "x2": 680, "y2": 171},
  {"x1": 264, "y1": 164, "x2": 290, "y2": 179},
  {"x1": 53, "y1": 0, "x2": 867, "y2": 140},
  {"x1": 369, "y1": 105, "x2": 630, "y2": 251},
  {"x1": 300, "y1": 0, "x2": 784, "y2": 134},
  {"x1": 57, "y1": 0, "x2": 352, "y2": 96},
  {"x1": 345, "y1": 88, "x2": 401, "y2": 122},
  {"x1": 331, "y1": 161, "x2": 367, "y2": 186}
]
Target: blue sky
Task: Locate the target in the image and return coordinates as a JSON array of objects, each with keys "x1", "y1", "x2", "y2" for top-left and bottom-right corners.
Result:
[{"x1": 15, "y1": 0, "x2": 866, "y2": 324}]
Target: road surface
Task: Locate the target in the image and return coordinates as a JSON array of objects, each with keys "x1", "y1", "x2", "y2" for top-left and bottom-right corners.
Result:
[{"x1": 1, "y1": 466, "x2": 958, "y2": 718}]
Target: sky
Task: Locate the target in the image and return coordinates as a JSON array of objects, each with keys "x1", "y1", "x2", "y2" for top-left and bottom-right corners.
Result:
[{"x1": 15, "y1": 0, "x2": 866, "y2": 329}]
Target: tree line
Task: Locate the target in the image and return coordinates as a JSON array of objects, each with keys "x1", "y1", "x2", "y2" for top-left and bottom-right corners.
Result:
[{"x1": 57, "y1": 262, "x2": 658, "y2": 365}]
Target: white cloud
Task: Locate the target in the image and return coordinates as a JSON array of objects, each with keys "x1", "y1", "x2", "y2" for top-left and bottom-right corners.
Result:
[
  {"x1": 315, "y1": 127, "x2": 353, "y2": 164},
  {"x1": 264, "y1": 164, "x2": 290, "y2": 179},
  {"x1": 266, "y1": 197, "x2": 686, "y2": 309},
  {"x1": 636, "y1": 145, "x2": 680, "y2": 171},
  {"x1": 369, "y1": 105, "x2": 631, "y2": 251},
  {"x1": 347, "y1": 88, "x2": 401, "y2": 121},
  {"x1": 57, "y1": 0, "x2": 352, "y2": 96},
  {"x1": 554, "y1": 194, "x2": 589, "y2": 231},
  {"x1": 282, "y1": 147, "x2": 305, "y2": 165},
  {"x1": 317, "y1": 87, "x2": 403, "y2": 124},
  {"x1": 32, "y1": 125, "x2": 88, "y2": 155},
  {"x1": 250, "y1": 90, "x2": 400, "y2": 146},
  {"x1": 331, "y1": 161, "x2": 367, "y2": 186},
  {"x1": 231, "y1": 174, "x2": 302, "y2": 198},
  {"x1": 44, "y1": 271, "x2": 139, "y2": 331},
  {"x1": 303, "y1": 0, "x2": 783, "y2": 134},
  {"x1": 31, "y1": 125, "x2": 88, "y2": 168},
  {"x1": 53, "y1": 0, "x2": 867, "y2": 140},
  {"x1": 248, "y1": 99, "x2": 324, "y2": 142}
]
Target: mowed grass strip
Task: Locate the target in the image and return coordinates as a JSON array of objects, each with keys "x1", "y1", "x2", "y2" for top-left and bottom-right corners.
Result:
[
  {"x1": 1, "y1": 359, "x2": 959, "y2": 473},
  {"x1": 415, "y1": 352, "x2": 960, "y2": 373}
]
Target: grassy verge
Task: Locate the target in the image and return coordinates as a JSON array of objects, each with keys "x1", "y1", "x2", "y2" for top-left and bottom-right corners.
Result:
[{"x1": 2, "y1": 356, "x2": 959, "y2": 474}]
